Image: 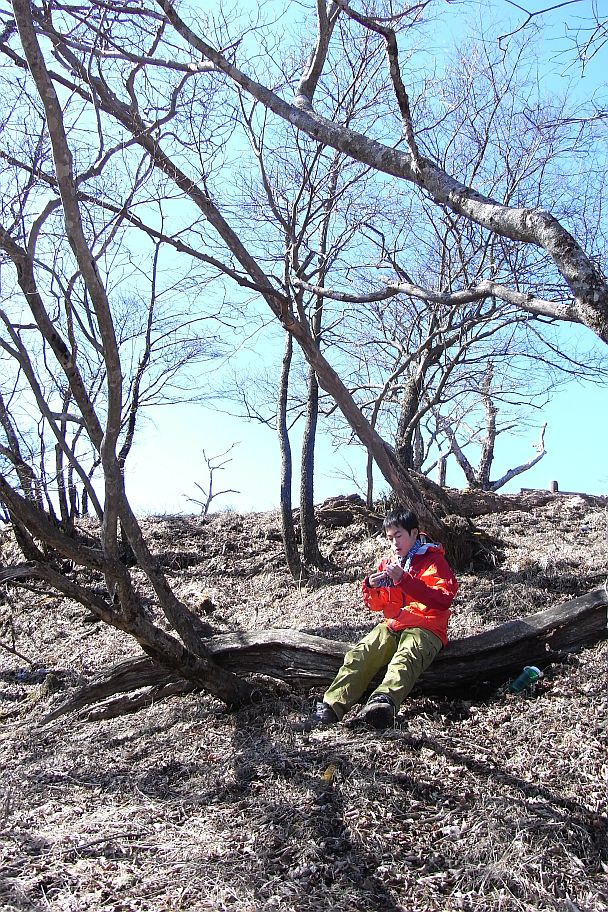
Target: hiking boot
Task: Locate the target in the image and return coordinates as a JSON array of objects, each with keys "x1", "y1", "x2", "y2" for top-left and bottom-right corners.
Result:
[
  {"x1": 310, "y1": 701, "x2": 339, "y2": 725},
  {"x1": 293, "y1": 701, "x2": 339, "y2": 733},
  {"x1": 349, "y1": 695, "x2": 395, "y2": 730}
]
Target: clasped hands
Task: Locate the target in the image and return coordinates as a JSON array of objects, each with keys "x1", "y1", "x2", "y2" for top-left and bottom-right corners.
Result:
[{"x1": 368, "y1": 562, "x2": 404, "y2": 587}]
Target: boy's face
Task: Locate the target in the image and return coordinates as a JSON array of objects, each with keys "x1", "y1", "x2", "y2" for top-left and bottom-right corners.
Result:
[{"x1": 385, "y1": 523, "x2": 418, "y2": 558}]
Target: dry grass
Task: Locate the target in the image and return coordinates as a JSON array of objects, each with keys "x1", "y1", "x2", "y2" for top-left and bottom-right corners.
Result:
[{"x1": 1, "y1": 496, "x2": 607, "y2": 912}]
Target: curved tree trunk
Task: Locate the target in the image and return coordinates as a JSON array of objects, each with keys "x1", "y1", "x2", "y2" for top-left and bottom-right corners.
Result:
[{"x1": 206, "y1": 586, "x2": 608, "y2": 692}]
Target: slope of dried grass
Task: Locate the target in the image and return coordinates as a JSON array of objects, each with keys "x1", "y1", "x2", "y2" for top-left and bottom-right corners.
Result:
[{"x1": 1, "y1": 495, "x2": 607, "y2": 912}]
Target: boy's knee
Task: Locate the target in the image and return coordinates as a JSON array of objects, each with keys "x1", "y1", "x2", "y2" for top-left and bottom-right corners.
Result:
[{"x1": 342, "y1": 643, "x2": 368, "y2": 668}]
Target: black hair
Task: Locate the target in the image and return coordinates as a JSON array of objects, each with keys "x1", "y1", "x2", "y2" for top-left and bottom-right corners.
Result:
[{"x1": 383, "y1": 507, "x2": 419, "y2": 534}]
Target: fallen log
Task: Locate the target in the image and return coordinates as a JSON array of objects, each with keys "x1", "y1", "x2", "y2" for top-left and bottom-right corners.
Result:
[
  {"x1": 206, "y1": 585, "x2": 608, "y2": 693},
  {"x1": 444, "y1": 488, "x2": 608, "y2": 518},
  {"x1": 420, "y1": 584, "x2": 608, "y2": 692},
  {"x1": 42, "y1": 586, "x2": 608, "y2": 722}
]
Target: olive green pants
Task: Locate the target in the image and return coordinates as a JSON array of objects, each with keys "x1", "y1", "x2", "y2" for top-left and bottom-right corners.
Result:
[{"x1": 323, "y1": 623, "x2": 442, "y2": 721}]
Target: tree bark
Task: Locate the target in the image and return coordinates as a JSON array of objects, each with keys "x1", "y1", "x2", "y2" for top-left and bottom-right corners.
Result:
[
  {"x1": 394, "y1": 376, "x2": 420, "y2": 470},
  {"x1": 476, "y1": 364, "x2": 497, "y2": 488},
  {"x1": 299, "y1": 151, "x2": 339, "y2": 570},
  {"x1": 207, "y1": 586, "x2": 608, "y2": 693},
  {"x1": 300, "y1": 368, "x2": 324, "y2": 568},
  {"x1": 277, "y1": 332, "x2": 303, "y2": 579}
]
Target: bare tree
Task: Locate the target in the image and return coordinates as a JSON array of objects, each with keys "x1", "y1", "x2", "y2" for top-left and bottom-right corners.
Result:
[
  {"x1": 301, "y1": 22, "x2": 606, "y2": 499},
  {"x1": 232, "y1": 24, "x2": 400, "y2": 572},
  {"x1": 186, "y1": 446, "x2": 240, "y2": 517},
  {"x1": 1, "y1": 1, "x2": 604, "y2": 536},
  {"x1": 145, "y1": 0, "x2": 607, "y2": 339},
  {"x1": 0, "y1": 0, "x2": 258, "y2": 706},
  {"x1": 0, "y1": 0, "x2": 605, "y2": 712},
  {"x1": 496, "y1": 0, "x2": 608, "y2": 79},
  {"x1": 437, "y1": 364, "x2": 549, "y2": 492}
]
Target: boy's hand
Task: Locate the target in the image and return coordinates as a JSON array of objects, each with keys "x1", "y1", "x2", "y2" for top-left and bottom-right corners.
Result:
[
  {"x1": 368, "y1": 564, "x2": 404, "y2": 587},
  {"x1": 384, "y1": 562, "x2": 404, "y2": 583},
  {"x1": 367, "y1": 571, "x2": 386, "y2": 588}
]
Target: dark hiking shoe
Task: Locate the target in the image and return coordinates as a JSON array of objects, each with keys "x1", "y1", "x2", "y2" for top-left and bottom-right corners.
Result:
[
  {"x1": 311, "y1": 701, "x2": 339, "y2": 725},
  {"x1": 349, "y1": 695, "x2": 395, "y2": 730},
  {"x1": 293, "y1": 701, "x2": 339, "y2": 733}
]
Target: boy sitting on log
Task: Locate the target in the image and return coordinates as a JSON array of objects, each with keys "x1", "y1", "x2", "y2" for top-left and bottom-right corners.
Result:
[{"x1": 306, "y1": 506, "x2": 459, "y2": 730}]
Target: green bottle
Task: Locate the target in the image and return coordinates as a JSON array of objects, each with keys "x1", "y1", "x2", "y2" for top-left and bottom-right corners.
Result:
[{"x1": 509, "y1": 666, "x2": 542, "y2": 693}]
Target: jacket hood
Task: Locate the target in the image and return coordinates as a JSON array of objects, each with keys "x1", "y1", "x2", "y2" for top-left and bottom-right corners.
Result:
[{"x1": 414, "y1": 541, "x2": 445, "y2": 557}]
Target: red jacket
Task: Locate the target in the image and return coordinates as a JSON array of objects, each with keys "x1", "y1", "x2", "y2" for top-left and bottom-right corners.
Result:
[{"x1": 361, "y1": 543, "x2": 458, "y2": 646}]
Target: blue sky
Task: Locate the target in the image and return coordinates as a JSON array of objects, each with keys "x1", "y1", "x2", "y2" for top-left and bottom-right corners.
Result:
[
  {"x1": 123, "y1": 372, "x2": 607, "y2": 516},
  {"x1": 120, "y1": 0, "x2": 608, "y2": 515}
]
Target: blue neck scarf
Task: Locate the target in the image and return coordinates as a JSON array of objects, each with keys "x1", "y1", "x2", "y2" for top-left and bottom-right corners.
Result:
[{"x1": 399, "y1": 537, "x2": 424, "y2": 572}]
